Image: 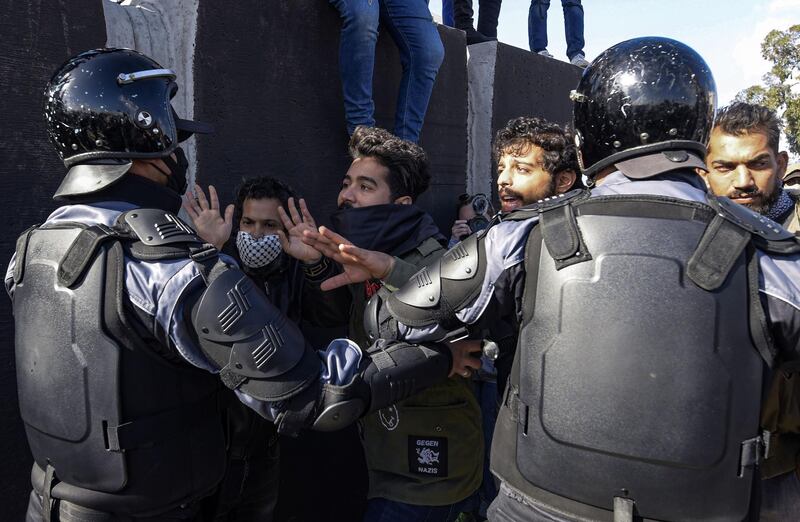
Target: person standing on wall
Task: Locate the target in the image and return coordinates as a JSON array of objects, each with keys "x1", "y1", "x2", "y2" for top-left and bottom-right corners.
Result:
[
  {"x1": 330, "y1": 0, "x2": 445, "y2": 143},
  {"x1": 529, "y1": 0, "x2": 589, "y2": 68},
  {"x1": 442, "y1": 0, "x2": 503, "y2": 45}
]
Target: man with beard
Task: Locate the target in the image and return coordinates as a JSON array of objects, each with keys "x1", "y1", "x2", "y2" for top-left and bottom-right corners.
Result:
[
  {"x1": 304, "y1": 126, "x2": 484, "y2": 522},
  {"x1": 495, "y1": 116, "x2": 583, "y2": 213},
  {"x1": 702, "y1": 101, "x2": 800, "y2": 521},
  {"x1": 703, "y1": 103, "x2": 793, "y2": 228}
]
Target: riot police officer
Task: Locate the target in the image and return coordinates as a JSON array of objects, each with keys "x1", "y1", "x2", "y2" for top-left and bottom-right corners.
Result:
[
  {"x1": 359, "y1": 37, "x2": 800, "y2": 521},
  {"x1": 7, "y1": 48, "x2": 465, "y2": 521}
]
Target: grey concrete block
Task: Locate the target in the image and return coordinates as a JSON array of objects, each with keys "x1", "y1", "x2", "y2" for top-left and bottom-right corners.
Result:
[{"x1": 467, "y1": 41, "x2": 583, "y2": 200}]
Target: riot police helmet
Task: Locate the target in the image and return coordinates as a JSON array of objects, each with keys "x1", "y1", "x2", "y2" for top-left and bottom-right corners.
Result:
[
  {"x1": 44, "y1": 48, "x2": 212, "y2": 198},
  {"x1": 571, "y1": 37, "x2": 717, "y2": 181}
]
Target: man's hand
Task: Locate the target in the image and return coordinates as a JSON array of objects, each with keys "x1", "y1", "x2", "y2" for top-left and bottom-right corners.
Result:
[
  {"x1": 450, "y1": 219, "x2": 471, "y2": 244},
  {"x1": 276, "y1": 197, "x2": 323, "y2": 264},
  {"x1": 183, "y1": 184, "x2": 233, "y2": 249},
  {"x1": 447, "y1": 339, "x2": 483, "y2": 378},
  {"x1": 301, "y1": 226, "x2": 395, "y2": 291}
]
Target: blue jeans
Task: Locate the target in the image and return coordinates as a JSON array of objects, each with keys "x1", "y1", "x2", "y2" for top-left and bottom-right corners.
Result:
[
  {"x1": 442, "y1": 0, "x2": 454, "y2": 26},
  {"x1": 330, "y1": 0, "x2": 445, "y2": 143},
  {"x1": 363, "y1": 496, "x2": 472, "y2": 522},
  {"x1": 528, "y1": 0, "x2": 585, "y2": 59}
]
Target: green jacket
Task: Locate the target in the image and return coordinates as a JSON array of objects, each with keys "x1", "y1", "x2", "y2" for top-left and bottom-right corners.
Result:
[{"x1": 355, "y1": 237, "x2": 483, "y2": 505}]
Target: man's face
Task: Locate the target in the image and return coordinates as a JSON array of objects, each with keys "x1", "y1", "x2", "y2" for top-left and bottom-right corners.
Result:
[
  {"x1": 239, "y1": 197, "x2": 283, "y2": 239},
  {"x1": 337, "y1": 156, "x2": 396, "y2": 209},
  {"x1": 496, "y1": 145, "x2": 556, "y2": 212},
  {"x1": 704, "y1": 128, "x2": 788, "y2": 214}
]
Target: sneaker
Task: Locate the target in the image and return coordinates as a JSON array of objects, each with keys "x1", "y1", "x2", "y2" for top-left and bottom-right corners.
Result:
[
  {"x1": 570, "y1": 53, "x2": 590, "y2": 68},
  {"x1": 537, "y1": 49, "x2": 554, "y2": 58}
]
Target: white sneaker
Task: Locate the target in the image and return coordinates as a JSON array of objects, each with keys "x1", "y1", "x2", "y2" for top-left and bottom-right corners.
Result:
[
  {"x1": 570, "y1": 53, "x2": 590, "y2": 68},
  {"x1": 537, "y1": 49, "x2": 554, "y2": 58}
]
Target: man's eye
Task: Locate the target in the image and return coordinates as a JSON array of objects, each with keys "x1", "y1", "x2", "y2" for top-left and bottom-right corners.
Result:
[
  {"x1": 516, "y1": 167, "x2": 529, "y2": 174},
  {"x1": 714, "y1": 166, "x2": 731, "y2": 173},
  {"x1": 361, "y1": 184, "x2": 371, "y2": 191}
]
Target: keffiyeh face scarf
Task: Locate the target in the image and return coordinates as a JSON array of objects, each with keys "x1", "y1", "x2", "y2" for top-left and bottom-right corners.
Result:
[{"x1": 236, "y1": 231, "x2": 283, "y2": 269}]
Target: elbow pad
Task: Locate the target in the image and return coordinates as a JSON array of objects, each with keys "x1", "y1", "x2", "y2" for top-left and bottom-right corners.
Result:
[
  {"x1": 309, "y1": 339, "x2": 452, "y2": 432},
  {"x1": 191, "y1": 266, "x2": 320, "y2": 402},
  {"x1": 384, "y1": 233, "x2": 487, "y2": 327}
]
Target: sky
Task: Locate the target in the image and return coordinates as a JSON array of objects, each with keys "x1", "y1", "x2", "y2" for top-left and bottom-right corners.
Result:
[{"x1": 430, "y1": 0, "x2": 800, "y2": 105}]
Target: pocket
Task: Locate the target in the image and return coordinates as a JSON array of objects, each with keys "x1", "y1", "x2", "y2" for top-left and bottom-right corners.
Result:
[{"x1": 363, "y1": 397, "x2": 483, "y2": 484}]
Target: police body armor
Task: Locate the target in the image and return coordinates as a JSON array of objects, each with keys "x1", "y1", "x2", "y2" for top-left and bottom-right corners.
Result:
[
  {"x1": 490, "y1": 191, "x2": 794, "y2": 521},
  {"x1": 12, "y1": 215, "x2": 226, "y2": 514}
]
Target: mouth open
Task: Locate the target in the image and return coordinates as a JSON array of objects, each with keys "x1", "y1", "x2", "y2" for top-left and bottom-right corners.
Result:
[{"x1": 500, "y1": 194, "x2": 523, "y2": 212}]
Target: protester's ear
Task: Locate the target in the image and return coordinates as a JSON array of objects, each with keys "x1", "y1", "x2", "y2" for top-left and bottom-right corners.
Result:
[
  {"x1": 696, "y1": 167, "x2": 709, "y2": 181},
  {"x1": 394, "y1": 195, "x2": 413, "y2": 205},
  {"x1": 555, "y1": 170, "x2": 576, "y2": 194},
  {"x1": 778, "y1": 151, "x2": 789, "y2": 177}
]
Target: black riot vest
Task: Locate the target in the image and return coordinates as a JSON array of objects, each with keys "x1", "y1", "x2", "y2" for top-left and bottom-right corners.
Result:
[
  {"x1": 491, "y1": 191, "x2": 799, "y2": 522},
  {"x1": 12, "y1": 216, "x2": 226, "y2": 515}
]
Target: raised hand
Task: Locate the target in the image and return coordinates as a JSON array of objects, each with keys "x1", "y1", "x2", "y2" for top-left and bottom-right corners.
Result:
[
  {"x1": 301, "y1": 226, "x2": 395, "y2": 291},
  {"x1": 183, "y1": 184, "x2": 234, "y2": 249},
  {"x1": 276, "y1": 197, "x2": 322, "y2": 264}
]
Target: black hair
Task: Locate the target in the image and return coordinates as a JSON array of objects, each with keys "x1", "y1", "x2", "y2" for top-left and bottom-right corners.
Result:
[
  {"x1": 232, "y1": 176, "x2": 297, "y2": 226},
  {"x1": 348, "y1": 126, "x2": 431, "y2": 201},
  {"x1": 493, "y1": 116, "x2": 583, "y2": 189},
  {"x1": 714, "y1": 102, "x2": 782, "y2": 154}
]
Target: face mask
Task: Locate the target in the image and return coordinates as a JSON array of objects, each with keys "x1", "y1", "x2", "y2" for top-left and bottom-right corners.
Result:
[
  {"x1": 155, "y1": 146, "x2": 189, "y2": 195},
  {"x1": 236, "y1": 231, "x2": 283, "y2": 269}
]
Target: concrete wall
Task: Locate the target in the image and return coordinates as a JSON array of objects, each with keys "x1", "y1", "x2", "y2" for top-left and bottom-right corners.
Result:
[
  {"x1": 0, "y1": 0, "x2": 580, "y2": 517},
  {"x1": 0, "y1": 1, "x2": 109, "y2": 515},
  {"x1": 467, "y1": 41, "x2": 583, "y2": 199}
]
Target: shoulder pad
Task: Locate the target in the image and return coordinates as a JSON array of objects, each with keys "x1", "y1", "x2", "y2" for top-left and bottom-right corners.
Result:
[
  {"x1": 707, "y1": 196, "x2": 794, "y2": 241},
  {"x1": 118, "y1": 208, "x2": 202, "y2": 246},
  {"x1": 502, "y1": 188, "x2": 589, "y2": 221},
  {"x1": 193, "y1": 265, "x2": 319, "y2": 401},
  {"x1": 387, "y1": 232, "x2": 488, "y2": 326}
]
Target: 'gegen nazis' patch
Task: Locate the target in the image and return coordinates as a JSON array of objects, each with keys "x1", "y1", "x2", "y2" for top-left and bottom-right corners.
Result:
[{"x1": 408, "y1": 436, "x2": 448, "y2": 477}]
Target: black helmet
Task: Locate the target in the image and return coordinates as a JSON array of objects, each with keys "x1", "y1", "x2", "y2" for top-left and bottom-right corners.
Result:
[
  {"x1": 44, "y1": 48, "x2": 212, "y2": 198},
  {"x1": 571, "y1": 37, "x2": 717, "y2": 181}
]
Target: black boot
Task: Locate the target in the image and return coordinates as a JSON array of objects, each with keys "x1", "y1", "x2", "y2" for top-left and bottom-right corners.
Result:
[{"x1": 453, "y1": 0, "x2": 493, "y2": 45}]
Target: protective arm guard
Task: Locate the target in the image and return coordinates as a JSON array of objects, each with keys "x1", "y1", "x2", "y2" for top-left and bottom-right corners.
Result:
[
  {"x1": 365, "y1": 232, "x2": 488, "y2": 340},
  {"x1": 191, "y1": 265, "x2": 320, "y2": 402},
  {"x1": 281, "y1": 339, "x2": 453, "y2": 433}
]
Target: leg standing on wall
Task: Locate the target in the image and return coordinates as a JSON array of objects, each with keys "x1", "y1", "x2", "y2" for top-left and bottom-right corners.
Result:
[
  {"x1": 380, "y1": 0, "x2": 445, "y2": 143},
  {"x1": 527, "y1": 0, "x2": 552, "y2": 57},
  {"x1": 330, "y1": 0, "x2": 381, "y2": 136},
  {"x1": 476, "y1": 0, "x2": 502, "y2": 39},
  {"x1": 562, "y1": 0, "x2": 588, "y2": 66}
]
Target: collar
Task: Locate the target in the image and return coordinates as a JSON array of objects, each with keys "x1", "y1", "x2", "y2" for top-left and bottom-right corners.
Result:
[
  {"x1": 613, "y1": 150, "x2": 708, "y2": 181},
  {"x1": 55, "y1": 174, "x2": 182, "y2": 214}
]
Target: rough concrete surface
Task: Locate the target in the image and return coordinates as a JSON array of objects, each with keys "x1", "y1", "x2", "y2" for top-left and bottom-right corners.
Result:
[{"x1": 0, "y1": 1, "x2": 108, "y2": 517}]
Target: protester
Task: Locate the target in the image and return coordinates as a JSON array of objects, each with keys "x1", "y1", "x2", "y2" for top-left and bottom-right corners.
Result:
[
  {"x1": 703, "y1": 102, "x2": 793, "y2": 226},
  {"x1": 186, "y1": 179, "x2": 368, "y2": 522},
  {"x1": 322, "y1": 37, "x2": 800, "y2": 521},
  {"x1": 529, "y1": 0, "x2": 589, "y2": 68},
  {"x1": 302, "y1": 126, "x2": 484, "y2": 522},
  {"x1": 8, "y1": 48, "x2": 474, "y2": 522},
  {"x1": 329, "y1": 0, "x2": 444, "y2": 143},
  {"x1": 701, "y1": 101, "x2": 800, "y2": 522},
  {"x1": 443, "y1": 0, "x2": 503, "y2": 45}
]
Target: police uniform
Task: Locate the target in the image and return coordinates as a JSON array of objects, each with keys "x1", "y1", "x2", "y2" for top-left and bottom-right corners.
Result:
[{"x1": 365, "y1": 37, "x2": 800, "y2": 521}]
